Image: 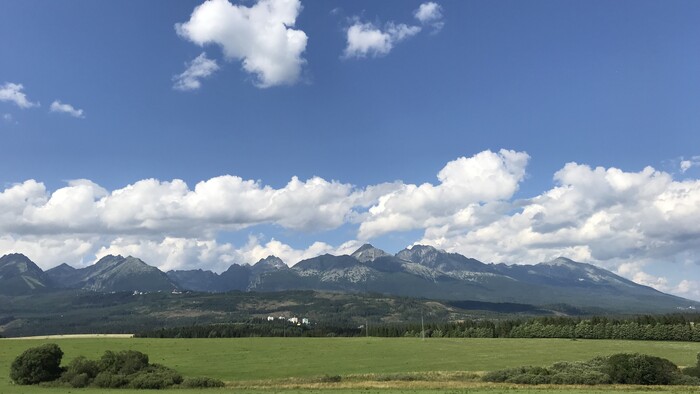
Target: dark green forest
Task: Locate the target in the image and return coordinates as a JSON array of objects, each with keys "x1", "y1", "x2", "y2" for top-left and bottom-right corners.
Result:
[{"x1": 137, "y1": 314, "x2": 700, "y2": 342}]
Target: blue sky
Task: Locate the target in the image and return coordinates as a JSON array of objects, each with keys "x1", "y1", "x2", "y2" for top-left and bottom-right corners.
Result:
[{"x1": 1, "y1": 1, "x2": 700, "y2": 299}]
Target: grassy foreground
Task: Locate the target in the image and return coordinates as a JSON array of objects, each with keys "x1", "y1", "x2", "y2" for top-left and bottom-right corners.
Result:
[{"x1": 1, "y1": 337, "x2": 700, "y2": 393}]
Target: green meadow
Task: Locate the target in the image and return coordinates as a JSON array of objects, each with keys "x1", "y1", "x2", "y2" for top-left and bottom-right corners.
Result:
[{"x1": 2, "y1": 337, "x2": 700, "y2": 393}]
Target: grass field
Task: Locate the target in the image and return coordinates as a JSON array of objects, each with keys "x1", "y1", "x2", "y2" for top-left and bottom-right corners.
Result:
[{"x1": 1, "y1": 337, "x2": 700, "y2": 393}]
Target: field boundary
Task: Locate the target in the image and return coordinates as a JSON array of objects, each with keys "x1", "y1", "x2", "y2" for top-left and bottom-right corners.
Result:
[{"x1": 2, "y1": 333, "x2": 134, "y2": 340}]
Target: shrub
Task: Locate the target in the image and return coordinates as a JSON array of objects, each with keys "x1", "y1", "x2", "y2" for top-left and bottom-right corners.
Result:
[
  {"x1": 682, "y1": 353, "x2": 700, "y2": 378},
  {"x1": 93, "y1": 371, "x2": 128, "y2": 388},
  {"x1": 605, "y1": 353, "x2": 679, "y2": 385},
  {"x1": 181, "y1": 376, "x2": 225, "y2": 388},
  {"x1": 670, "y1": 374, "x2": 700, "y2": 386},
  {"x1": 549, "y1": 371, "x2": 610, "y2": 385},
  {"x1": 68, "y1": 372, "x2": 90, "y2": 388},
  {"x1": 129, "y1": 364, "x2": 183, "y2": 389},
  {"x1": 59, "y1": 355, "x2": 100, "y2": 387},
  {"x1": 683, "y1": 366, "x2": 700, "y2": 378},
  {"x1": 99, "y1": 350, "x2": 149, "y2": 375},
  {"x1": 482, "y1": 353, "x2": 692, "y2": 386},
  {"x1": 128, "y1": 371, "x2": 179, "y2": 389},
  {"x1": 9, "y1": 343, "x2": 64, "y2": 385}
]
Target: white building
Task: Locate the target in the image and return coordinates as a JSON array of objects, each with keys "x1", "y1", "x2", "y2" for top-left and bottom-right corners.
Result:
[
  {"x1": 267, "y1": 316, "x2": 275, "y2": 321},
  {"x1": 302, "y1": 318, "x2": 310, "y2": 325},
  {"x1": 288, "y1": 317, "x2": 299, "y2": 324}
]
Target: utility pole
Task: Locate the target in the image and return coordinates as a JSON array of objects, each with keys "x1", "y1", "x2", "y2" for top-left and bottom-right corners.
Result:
[
  {"x1": 421, "y1": 311, "x2": 425, "y2": 341},
  {"x1": 366, "y1": 318, "x2": 369, "y2": 338}
]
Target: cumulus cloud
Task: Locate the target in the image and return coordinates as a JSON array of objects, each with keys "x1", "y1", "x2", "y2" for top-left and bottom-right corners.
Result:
[
  {"x1": 416, "y1": 162, "x2": 700, "y2": 272},
  {"x1": 343, "y1": 2, "x2": 444, "y2": 59},
  {"x1": 680, "y1": 156, "x2": 700, "y2": 173},
  {"x1": 0, "y1": 82, "x2": 39, "y2": 109},
  {"x1": 0, "y1": 234, "x2": 100, "y2": 270},
  {"x1": 343, "y1": 22, "x2": 421, "y2": 58},
  {"x1": 358, "y1": 149, "x2": 529, "y2": 239},
  {"x1": 173, "y1": 52, "x2": 220, "y2": 91},
  {"x1": 176, "y1": 0, "x2": 307, "y2": 88},
  {"x1": 2, "y1": 149, "x2": 700, "y2": 301},
  {"x1": 49, "y1": 100, "x2": 84, "y2": 118},
  {"x1": 414, "y1": 2, "x2": 444, "y2": 32},
  {"x1": 0, "y1": 175, "x2": 392, "y2": 239}
]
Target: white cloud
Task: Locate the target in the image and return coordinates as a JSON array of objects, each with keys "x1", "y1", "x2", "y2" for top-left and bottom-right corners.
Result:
[
  {"x1": 343, "y1": 2, "x2": 445, "y2": 59},
  {"x1": 0, "y1": 175, "x2": 383, "y2": 238},
  {"x1": 0, "y1": 234, "x2": 100, "y2": 270},
  {"x1": 674, "y1": 280, "x2": 700, "y2": 300},
  {"x1": 680, "y1": 156, "x2": 700, "y2": 173},
  {"x1": 358, "y1": 149, "x2": 529, "y2": 239},
  {"x1": 0, "y1": 82, "x2": 39, "y2": 109},
  {"x1": 2, "y1": 113, "x2": 12, "y2": 123},
  {"x1": 343, "y1": 22, "x2": 421, "y2": 58},
  {"x1": 173, "y1": 52, "x2": 220, "y2": 91},
  {"x1": 414, "y1": 2, "x2": 444, "y2": 32},
  {"x1": 97, "y1": 235, "x2": 361, "y2": 272},
  {"x1": 2, "y1": 150, "x2": 700, "y2": 301},
  {"x1": 176, "y1": 0, "x2": 307, "y2": 88},
  {"x1": 49, "y1": 100, "x2": 84, "y2": 118},
  {"x1": 416, "y1": 162, "x2": 700, "y2": 273}
]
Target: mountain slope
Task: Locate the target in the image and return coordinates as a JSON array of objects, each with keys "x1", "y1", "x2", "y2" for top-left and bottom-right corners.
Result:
[
  {"x1": 49, "y1": 255, "x2": 178, "y2": 292},
  {"x1": 250, "y1": 245, "x2": 697, "y2": 313},
  {"x1": 0, "y1": 254, "x2": 52, "y2": 295},
  {"x1": 2, "y1": 248, "x2": 697, "y2": 314},
  {"x1": 167, "y1": 269, "x2": 227, "y2": 292}
]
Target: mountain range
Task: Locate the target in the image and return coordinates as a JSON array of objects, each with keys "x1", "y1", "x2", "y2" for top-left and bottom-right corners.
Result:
[{"x1": 1, "y1": 245, "x2": 697, "y2": 313}]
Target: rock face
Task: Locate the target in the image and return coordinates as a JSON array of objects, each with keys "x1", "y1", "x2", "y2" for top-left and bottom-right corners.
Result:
[
  {"x1": 246, "y1": 245, "x2": 695, "y2": 313},
  {"x1": 351, "y1": 244, "x2": 390, "y2": 263},
  {"x1": 44, "y1": 255, "x2": 178, "y2": 292},
  {"x1": 0, "y1": 253, "x2": 52, "y2": 295},
  {"x1": 3, "y1": 248, "x2": 698, "y2": 314}
]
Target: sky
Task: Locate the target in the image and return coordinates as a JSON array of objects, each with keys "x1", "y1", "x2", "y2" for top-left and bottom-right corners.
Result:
[{"x1": 1, "y1": 0, "x2": 700, "y2": 299}]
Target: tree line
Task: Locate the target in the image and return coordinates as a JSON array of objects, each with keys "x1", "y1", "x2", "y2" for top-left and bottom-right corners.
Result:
[{"x1": 136, "y1": 314, "x2": 700, "y2": 341}]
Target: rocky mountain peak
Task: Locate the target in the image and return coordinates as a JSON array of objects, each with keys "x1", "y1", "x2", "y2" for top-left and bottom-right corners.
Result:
[
  {"x1": 541, "y1": 257, "x2": 582, "y2": 269},
  {"x1": 395, "y1": 244, "x2": 443, "y2": 264},
  {"x1": 93, "y1": 254, "x2": 125, "y2": 267},
  {"x1": 351, "y1": 244, "x2": 390, "y2": 262},
  {"x1": 47, "y1": 263, "x2": 76, "y2": 273},
  {"x1": 254, "y1": 255, "x2": 286, "y2": 270},
  {"x1": 0, "y1": 253, "x2": 44, "y2": 274}
]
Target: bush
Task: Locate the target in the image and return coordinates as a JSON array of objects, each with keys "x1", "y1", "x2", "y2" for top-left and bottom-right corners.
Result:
[
  {"x1": 68, "y1": 372, "x2": 91, "y2": 388},
  {"x1": 682, "y1": 353, "x2": 700, "y2": 378},
  {"x1": 181, "y1": 376, "x2": 226, "y2": 388},
  {"x1": 99, "y1": 350, "x2": 149, "y2": 375},
  {"x1": 9, "y1": 343, "x2": 64, "y2": 385},
  {"x1": 482, "y1": 353, "x2": 693, "y2": 386},
  {"x1": 683, "y1": 366, "x2": 700, "y2": 378},
  {"x1": 605, "y1": 353, "x2": 679, "y2": 385},
  {"x1": 59, "y1": 355, "x2": 100, "y2": 387},
  {"x1": 549, "y1": 371, "x2": 610, "y2": 385},
  {"x1": 128, "y1": 364, "x2": 182, "y2": 389},
  {"x1": 93, "y1": 371, "x2": 128, "y2": 388},
  {"x1": 128, "y1": 371, "x2": 180, "y2": 389},
  {"x1": 9, "y1": 345, "x2": 231, "y2": 389},
  {"x1": 671, "y1": 373, "x2": 700, "y2": 386}
]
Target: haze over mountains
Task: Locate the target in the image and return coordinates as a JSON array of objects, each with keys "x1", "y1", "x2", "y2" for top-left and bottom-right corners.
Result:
[{"x1": 1, "y1": 245, "x2": 697, "y2": 314}]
